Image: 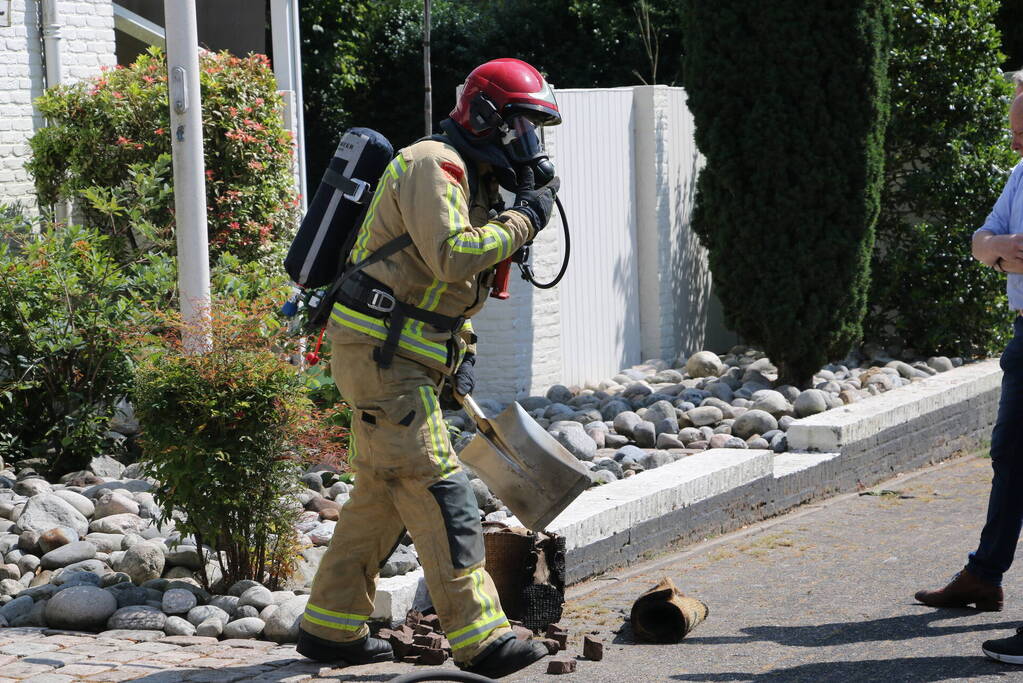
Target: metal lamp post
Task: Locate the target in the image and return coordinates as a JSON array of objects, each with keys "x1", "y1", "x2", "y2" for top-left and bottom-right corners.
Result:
[{"x1": 164, "y1": 0, "x2": 211, "y2": 353}]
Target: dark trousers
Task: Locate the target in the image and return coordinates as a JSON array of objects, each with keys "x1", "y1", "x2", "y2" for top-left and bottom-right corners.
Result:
[{"x1": 967, "y1": 316, "x2": 1023, "y2": 586}]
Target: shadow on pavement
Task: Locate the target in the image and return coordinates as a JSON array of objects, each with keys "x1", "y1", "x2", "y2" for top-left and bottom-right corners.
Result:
[
  {"x1": 668, "y1": 655, "x2": 1013, "y2": 682},
  {"x1": 680, "y1": 610, "x2": 1012, "y2": 648},
  {"x1": 127, "y1": 661, "x2": 397, "y2": 682}
]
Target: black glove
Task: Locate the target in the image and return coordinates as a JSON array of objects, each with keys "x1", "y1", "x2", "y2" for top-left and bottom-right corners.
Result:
[
  {"x1": 453, "y1": 353, "x2": 476, "y2": 397},
  {"x1": 511, "y1": 167, "x2": 560, "y2": 232}
]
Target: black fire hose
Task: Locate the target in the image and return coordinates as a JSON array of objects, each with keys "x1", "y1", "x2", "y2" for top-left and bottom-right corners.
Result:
[
  {"x1": 388, "y1": 670, "x2": 497, "y2": 683},
  {"x1": 520, "y1": 195, "x2": 570, "y2": 290}
]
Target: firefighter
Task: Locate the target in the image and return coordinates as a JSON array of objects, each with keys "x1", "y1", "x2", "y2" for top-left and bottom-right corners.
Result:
[{"x1": 297, "y1": 58, "x2": 561, "y2": 679}]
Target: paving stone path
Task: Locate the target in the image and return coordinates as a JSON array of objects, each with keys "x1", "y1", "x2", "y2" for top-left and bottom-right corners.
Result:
[{"x1": 0, "y1": 630, "x2": 416, "y2": 682}]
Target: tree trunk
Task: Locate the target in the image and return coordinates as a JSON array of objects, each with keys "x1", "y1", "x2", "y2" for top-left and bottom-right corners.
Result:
[{"x1": 424, "y1": 0, "x2": 432, "y2": 137}]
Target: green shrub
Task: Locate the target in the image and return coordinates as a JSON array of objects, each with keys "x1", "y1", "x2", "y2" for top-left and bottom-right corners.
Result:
[
  {"x1": 864, "y1": 0, "x2": 1017, "y2": 358},
  {"x1": 680, "y1": 0, "x2": 892, "y2": 386},
  {"x1": 27, "y1": 48, "x2": 299, "y2": 262},
  {"x1": 133, "y1": 300, "x2": 311, "y2": 590},
  {"x1": 0, "y1": 190, "x2": 292, "y2": 474},
  {"x1": 0, "y1": 215, "x2": 135, "y2": 474}
]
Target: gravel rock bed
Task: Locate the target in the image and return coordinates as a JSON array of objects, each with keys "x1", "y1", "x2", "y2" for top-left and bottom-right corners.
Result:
[
  {"x1": 0, "y1": 455, "x2": 418, "y2": 642},
  {"x1": 447, "y1": 345, "x2": 962, "y2": 494}
]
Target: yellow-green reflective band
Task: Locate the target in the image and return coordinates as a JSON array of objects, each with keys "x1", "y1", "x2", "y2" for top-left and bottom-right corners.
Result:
[
  {"x1": 350, "y1": 157, "x2": 406, "y2": 264},
  {"x1": 412, "y1": 279, "x2": 447, "y2": 335},
  {"x1": 303, "y1": 604, "x2": 368, "y2": 631},
  {"x1": 446, "y1": 184, "x2": 466, "y2": 232},
  {"x1": 419, "y1": 386, "x2": 457, "y2": 475},
  {"x1": 471, "y1": 567, "x2": 496, "y2": 619},
  {"x1": 349, "y1": 426, "x2": 359, "y2": 464},
  {"x1": 448, "y1": 223, "x2": 512, "y2": 260},
  {"x1": 350, "y1": 183, "x2": 389, "y2": 264},
  {"x1": 447, "y1": 613, "x2": 510, "y2": 650},
  {"x1": 331, "y1": 305, "x2": 448, "y2": 364}
]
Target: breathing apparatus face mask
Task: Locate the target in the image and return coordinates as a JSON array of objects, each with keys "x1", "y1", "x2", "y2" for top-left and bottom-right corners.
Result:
[{"x1": 501, "y1": 114, "x2": 556, "y2": 189}]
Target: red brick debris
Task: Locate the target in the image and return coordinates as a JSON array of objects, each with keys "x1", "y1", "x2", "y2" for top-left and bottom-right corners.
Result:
[
  {"x1": 582, "y1": 634, "x2": 604, "y2": 661},
  {"x1": 547, "y1": 656, "x2": 578, "y2": 674}
]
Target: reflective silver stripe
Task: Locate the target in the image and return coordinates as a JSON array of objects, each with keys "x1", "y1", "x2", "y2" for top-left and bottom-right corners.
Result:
[
  {"x1": 447, "y1": 612, "x2": 509, "y2": 650},
  {"x1": 330, "y1": 305, "x2": 448, "y2": 364},
  {"x1": 300, "y1": 190, "x2": 343, "y2": 284},
  {"x1": 303, "y1": 606, "x2": 366, "y2": 628}
]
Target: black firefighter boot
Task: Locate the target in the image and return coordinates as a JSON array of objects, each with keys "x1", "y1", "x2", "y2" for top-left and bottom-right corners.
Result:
[
  {"x1": 296, "y1": 628, "x2": 393, "y2": 664},
  {"x1": 459, "y1": 632, "x2": 548, "y2": 679}
]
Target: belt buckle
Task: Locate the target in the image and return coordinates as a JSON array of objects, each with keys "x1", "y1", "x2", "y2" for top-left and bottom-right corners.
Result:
[
  {"x1": 343, "y1": 178, "x2": 369, "y2": 203},
  {"x1": 367, "y1": 289, "x2": 396, "y2": 313}
]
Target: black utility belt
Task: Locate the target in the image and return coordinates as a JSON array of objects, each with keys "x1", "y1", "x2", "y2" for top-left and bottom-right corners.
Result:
[{"x1": 337, "y1": 270, "x2": 464, "y2": 333}]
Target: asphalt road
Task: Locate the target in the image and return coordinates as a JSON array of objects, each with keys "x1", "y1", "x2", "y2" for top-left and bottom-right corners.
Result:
[{"x1": 536, "y1": 452, "x2": 1023, "y2": 683}]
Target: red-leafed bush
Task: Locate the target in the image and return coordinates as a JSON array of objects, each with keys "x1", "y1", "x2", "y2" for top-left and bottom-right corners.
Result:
[{"x1": 27, "y1": 47, "x2": 299, "y2": 262}]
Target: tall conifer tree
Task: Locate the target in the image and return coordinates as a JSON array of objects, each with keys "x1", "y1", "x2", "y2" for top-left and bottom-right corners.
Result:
[{"x1": 681, "y1": 1, "x2": 892, "y2": 385}]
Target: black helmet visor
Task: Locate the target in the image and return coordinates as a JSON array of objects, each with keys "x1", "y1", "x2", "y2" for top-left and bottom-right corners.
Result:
[{"x1": 501, "y1": 114, "x2": 545, "y2": 163}]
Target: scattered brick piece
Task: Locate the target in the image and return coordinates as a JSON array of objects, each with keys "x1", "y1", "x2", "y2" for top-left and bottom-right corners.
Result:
[
  {"x1": 414, "y1": 623, "x2": 434, "y2": 637},
  {"x1": 541, "y1": 638, "x2": 561, "y2": 655},
  {"x1": 512, "y1": 625, "x2": 534, "y2": 641},
  {"x1": 388, "y1": 630, "x2": 414, "y2": 659},
  {"x1": 376, "y1": 628, "x2": 394, "y2": 640},
  {"x1": 440, "y1": 638, "x2": 451, "y2": 652},
  {"x1": 402, "y1": 654, "x2": 419, "y2": 664},
  {"x1": 405, "y1": 611, "x2": 424, "y2": 628},
  {"x1": 413, "y1": 633, "x2": 443, "y2": 649},
  {"x1": 547, "y1": 657, "x2": 577, "y2": 674},
  {"x1": 546, "y1": 623, "x2": 567, "y2": 638},
  {"x1": 420, "y1": 613, "x2": 441, "y2": 630},
  {"x1": 582, "y1": 635, "x2": 604, "y2": 661},
  {"x1": 419, "y1": 647, "x2": 449, "y2": 665},
  {"x1": 551, "y1": 632, "x2": 568, "y2": 650}
]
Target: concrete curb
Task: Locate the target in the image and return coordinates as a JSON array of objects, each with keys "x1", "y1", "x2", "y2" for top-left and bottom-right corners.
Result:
[
  {"x1": 376, "y1": 360, "x2": 1003, "y2": 614},
  {"x1": 557, "y1": 359, "x2": 1002, "y2": 584}
]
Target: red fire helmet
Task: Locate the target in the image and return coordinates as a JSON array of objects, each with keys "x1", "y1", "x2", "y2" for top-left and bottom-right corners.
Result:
[{"x1": 450, "y1": 58, "x2": 561, "y2": 137}]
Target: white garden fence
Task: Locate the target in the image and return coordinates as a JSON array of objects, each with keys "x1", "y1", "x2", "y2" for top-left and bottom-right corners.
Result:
[{"x1": 471, "y1": 85, "x2": 736, "y2": 400}]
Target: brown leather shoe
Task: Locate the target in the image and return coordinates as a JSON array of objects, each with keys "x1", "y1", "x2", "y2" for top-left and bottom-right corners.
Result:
[{"x1": 915, "y1": 568, "x2": 1003, "y2": 611}]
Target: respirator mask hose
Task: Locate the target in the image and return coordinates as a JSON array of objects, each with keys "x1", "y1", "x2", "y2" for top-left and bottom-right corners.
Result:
[{"x1": 519, "y1": 194, "x2": 570, "y2": 290}]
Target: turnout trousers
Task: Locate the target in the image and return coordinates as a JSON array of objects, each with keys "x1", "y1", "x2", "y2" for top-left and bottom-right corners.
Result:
[
  {"x1": 966, "y1": 316, "x2": 1023, "y2": 585},
  {"x1": 302, "y1": 340, "x2": 511, "y2": 664}
]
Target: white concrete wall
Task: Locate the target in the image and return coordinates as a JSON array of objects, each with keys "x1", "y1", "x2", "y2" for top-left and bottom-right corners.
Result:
[
  {"x1": 474, "y1": 85, "x2": 736, "y2": 400},
  {"x1": 0, "y1": 0, "x2": 116, "y2": 212},
  {"x1": 633, "y1": 85, "x2": 737, "y2": 366}
]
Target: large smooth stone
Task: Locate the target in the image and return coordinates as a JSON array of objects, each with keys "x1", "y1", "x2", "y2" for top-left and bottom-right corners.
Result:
[
  {"x1": 118, "y1": 542, "x2": 165, "y2": 585},
  {"x1": 223, "y1": 617, "x2": 265, "y2": 639},
  {"x1": 92, "y1": 491, "x2": 140, "y2": 520},
  {"x1": 685, "y1": 351, "x2": 724, "y2": 378},
  {"x1": 107, "y1": 605, "x2": 167, "y2": 631},
  {"x1": 41, "y1": 540, "x2": 97, "y2": 569},
  {"x1": 731, "y1": 409, "x2": 779, "y2": 440},
  {"x1": 38, "y1": 526, "x2": 79, "y2": 554},
  {"x1": 263, "y1": 595, "x2": 309, "y2": 643},
  {"x1": 161, "y1": 588, "x2": 197, "y2": 615},
  {"x1": 45, "y1": 585, "x2": 117, "y2": 631},
  {"x1": 89, "y1": 513, "x2": 147, "y2": 535},
  {"x1": 17, "y1": 494, "x2": 89, "y2": 536},
  {"x1": 238, "y1": 585, "x2": 273, "y2": 611},
  {"x1": 186, "y1": 604, "x2": 230, "y2": 627}
]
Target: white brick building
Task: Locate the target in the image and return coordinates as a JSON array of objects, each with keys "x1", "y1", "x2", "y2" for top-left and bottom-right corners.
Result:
[{"x1": 1, "y1": 0, "x2": 116, "y2": 212}]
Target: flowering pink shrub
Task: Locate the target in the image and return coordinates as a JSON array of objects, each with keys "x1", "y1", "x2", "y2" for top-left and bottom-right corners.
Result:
[{"x1": 28, "y1": 47, "x2": 299, "y2": 261}]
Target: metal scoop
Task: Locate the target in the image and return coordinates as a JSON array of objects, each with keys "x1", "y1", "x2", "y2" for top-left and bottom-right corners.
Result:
[{"x1": 458, "y1": 394, "x2": 592, "y2": 531}]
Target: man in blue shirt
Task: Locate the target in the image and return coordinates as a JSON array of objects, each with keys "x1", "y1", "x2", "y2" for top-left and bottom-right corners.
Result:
[{"x1": 914, "y1": 94, "x2": 1023, "y2": 663}]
